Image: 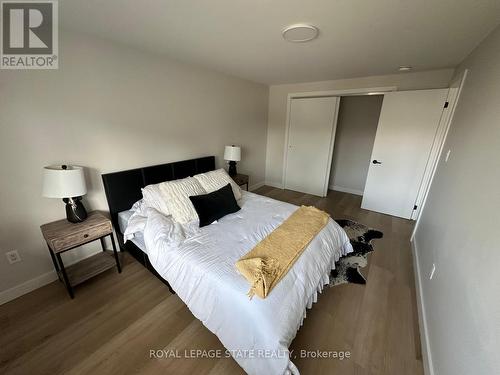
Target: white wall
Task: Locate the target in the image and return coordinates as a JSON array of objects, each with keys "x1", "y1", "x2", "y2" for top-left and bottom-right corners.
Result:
[
  {"x1": 329, "y1": 95, "x2": 383, "y2": 194},
  {"x1": 0, "y1": 31, "x2": 269, "y2": 300},
  {"x1": 413, "y1": 25, "x2": 500, "y2": 375},
  {"x1": 265, "y1": 69, "x2": 454, "y2": 186}
]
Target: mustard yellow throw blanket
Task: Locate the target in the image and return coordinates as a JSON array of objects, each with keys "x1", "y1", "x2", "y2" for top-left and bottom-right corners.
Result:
[{"x1": 236, "y1": 206, "x2": 329, "y2": 299}]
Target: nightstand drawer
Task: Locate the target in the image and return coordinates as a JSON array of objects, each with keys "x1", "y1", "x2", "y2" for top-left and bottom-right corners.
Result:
[{"x1": 51, "y1": 221, "x2": 112, "y2": 253}]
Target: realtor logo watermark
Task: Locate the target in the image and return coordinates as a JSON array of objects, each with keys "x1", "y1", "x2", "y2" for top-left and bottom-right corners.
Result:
[{"x1": 1, "y1": 1, "x2": 58, "y2": 69}]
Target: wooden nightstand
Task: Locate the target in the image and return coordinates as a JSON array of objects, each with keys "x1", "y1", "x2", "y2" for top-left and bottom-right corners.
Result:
[
  {"x1": 40, "y1": 211, "x2": 121, "y2": 298},
  {"x1": 232, "y1": 173, "x2": 249, "y2": 191}
]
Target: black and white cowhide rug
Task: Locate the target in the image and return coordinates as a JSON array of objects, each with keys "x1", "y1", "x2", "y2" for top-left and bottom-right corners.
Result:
[{"x1": 329, "y1": 219, "x2": 383, "y2": 287}]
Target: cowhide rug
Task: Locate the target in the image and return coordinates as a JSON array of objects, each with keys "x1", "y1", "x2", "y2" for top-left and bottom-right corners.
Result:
[{"x1": 329, "y1": 219, "x2": 383, "y2": 287}]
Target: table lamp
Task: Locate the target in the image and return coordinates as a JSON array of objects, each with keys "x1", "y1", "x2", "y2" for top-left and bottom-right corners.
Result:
[
  {"x1": 42, "y1": 165, "x2": 88, "y2": 223},
  {"x1": 224, "y1": 145, "x2": 241, "y2": 176}
]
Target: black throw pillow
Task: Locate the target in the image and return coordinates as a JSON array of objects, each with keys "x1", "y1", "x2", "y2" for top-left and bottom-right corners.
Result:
[{"x1": 189, "y1": 183, "x2": 241, "y2": 227}]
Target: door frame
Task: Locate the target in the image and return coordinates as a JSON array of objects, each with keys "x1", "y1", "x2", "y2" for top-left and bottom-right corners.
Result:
[
  {"x1": 411, "y1": 70, "x2": 468, "y2": 236},
  {"x1": 282, "y1": 86, "x2": 397, "y2": 195}
]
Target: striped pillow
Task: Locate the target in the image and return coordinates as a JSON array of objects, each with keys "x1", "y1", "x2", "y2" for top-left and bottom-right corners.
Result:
[
  {"x1": 141, "y1": 183, "x2": 171, "y2": 217},
  {"x1": 194, "y1": 168, "x2": 242, "y2": 200},
  {"x1": 159, "y1": 177, "x2": 206, "y2": 224}
]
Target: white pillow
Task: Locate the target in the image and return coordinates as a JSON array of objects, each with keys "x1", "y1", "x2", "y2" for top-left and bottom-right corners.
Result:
[
  {"x1": 193, "y1": 168, "x2": 242, "y2": 200},
  {"x1": 159, "y1": 177, "x2": 206, "y2": 224},
  {"x1": 142, "y1": 183, "x2": 171, "y2": 217}
]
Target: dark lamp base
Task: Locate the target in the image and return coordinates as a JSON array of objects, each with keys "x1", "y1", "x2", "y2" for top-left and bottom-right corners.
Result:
[
  {"x1": 228, "y1": 161, "x2": 237, "y2": 176},
  {"x1": 63, "y1": 197, "x2": 88, "y2": 223}
]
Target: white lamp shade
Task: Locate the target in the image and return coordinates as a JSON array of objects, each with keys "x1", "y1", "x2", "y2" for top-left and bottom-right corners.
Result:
[
  {"x1": 42, "y1": 165, "x2": 87, "y2": 198},
  {"x1": 224, "y1": 145, "x2": 241, "y2": 161}
]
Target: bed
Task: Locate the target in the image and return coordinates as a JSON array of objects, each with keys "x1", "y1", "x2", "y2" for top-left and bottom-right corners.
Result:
[{"x1": 102, "y1": 156, "x2": 353, "y2": 375}]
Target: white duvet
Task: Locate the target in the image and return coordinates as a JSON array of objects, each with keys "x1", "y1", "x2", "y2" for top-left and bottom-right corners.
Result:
[{"x1": 126, "y1": 191, "x2": 352, "y2": 375}]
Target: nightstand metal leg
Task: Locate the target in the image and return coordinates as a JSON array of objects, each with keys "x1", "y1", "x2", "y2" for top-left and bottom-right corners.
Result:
[
  {"x1": 56, "y1": 253, "x2": 74, "y2": 299},
  {"x1": 47, "y1": 244, "x2": 61, "y2": 281},
  {"x1": 110, "y1": 233, "x2": 121, "y2": 273},
  {"x1": 99, "y1": 237, "x2": 107, "y2": 252}
]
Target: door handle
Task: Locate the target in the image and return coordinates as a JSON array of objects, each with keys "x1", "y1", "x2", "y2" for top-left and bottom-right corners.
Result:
[{"x1": 372, "y1": 160, "x2": 382, "y2": 164}]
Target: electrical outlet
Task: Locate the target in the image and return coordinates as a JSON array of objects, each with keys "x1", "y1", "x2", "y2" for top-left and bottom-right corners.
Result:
[
  {"x1": 445, "y1": 149, "x2": 451, "y2": 163},
  {"x1": 6, "y1": 250, "x2": 21, "y2": 264},
  {"x1": 429, "y1": 263, "x2": 436, "y2": 280}
]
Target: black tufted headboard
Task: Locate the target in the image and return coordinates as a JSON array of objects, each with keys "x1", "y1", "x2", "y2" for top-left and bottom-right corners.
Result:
[{"x1": 101, "y1": 156, "x2": 216, "y2": 236}]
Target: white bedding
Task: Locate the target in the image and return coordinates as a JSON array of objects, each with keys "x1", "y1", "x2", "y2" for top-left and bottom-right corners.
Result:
[
  {"x1": 118, "y1": 207, "x2": 147, "y2": 251},
  {"x1": 126, "y1": 191, "x2": 353, "y2": 375}
]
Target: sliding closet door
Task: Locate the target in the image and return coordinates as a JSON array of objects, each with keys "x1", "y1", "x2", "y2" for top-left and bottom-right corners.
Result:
[
  {"x1": 361, "y1": 89, "x2": 449, "y2": 219},
  {"x1": 284, "y1": 97, "x2": 339, "y2": 196}
]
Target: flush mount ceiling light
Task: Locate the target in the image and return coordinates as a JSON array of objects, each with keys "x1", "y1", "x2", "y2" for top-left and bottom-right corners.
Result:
[
  {"x1": 282, "y1": 24, "x2": 319, "y2": 43},
  {"x1": 399, "y1": 66, "x2": 413, "y2": 72}
]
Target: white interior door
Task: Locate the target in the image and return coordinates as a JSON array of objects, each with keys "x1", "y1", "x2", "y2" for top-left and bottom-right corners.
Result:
[
  {"x1": 284, "y1": 97, "x2": 339, "y2": 196},
  {"x1": 361, "y1": 89, "x2": 449, "y2": 219}
]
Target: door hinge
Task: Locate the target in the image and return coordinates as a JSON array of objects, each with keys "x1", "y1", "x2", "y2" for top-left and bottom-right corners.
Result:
[
  {"x1": 413, "y1": 205, "x2": 418, "y2": 210},
  {"x1": 444, "y1": 101, "x2": 449, "y2": 108}
]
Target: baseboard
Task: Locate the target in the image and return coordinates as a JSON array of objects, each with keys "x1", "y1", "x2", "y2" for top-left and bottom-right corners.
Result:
[
  {"x1": 411, "y1": 239, "x2": 435, "y2": 375},
  {"x1": 265, "y1": 181, "x2": 284, "y2": 189},
  {"x1": 0, "y1": 248, "x2": 103, "y2": 306},
  {"x1": 249, "y1": 181, "x2": 265, "y2": 191},
  {"x1": 329, "y1": 185, "x2": 364, "y2": 196},
  {"x1": 0, "y1": 270, "x2": 58, "y2": 306}
]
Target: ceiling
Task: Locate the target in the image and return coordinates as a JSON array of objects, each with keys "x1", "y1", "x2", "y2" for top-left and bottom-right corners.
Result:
[{"x1": 61, "y1": 0, "x2": 500, "y2": 84}]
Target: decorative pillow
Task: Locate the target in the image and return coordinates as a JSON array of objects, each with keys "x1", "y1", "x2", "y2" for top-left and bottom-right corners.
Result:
[
  {"x1": 189, "y1": 183, "x2": 241, "y2": 227},
  {"x1": 159, "y1": 177, "x2": 206, "y2": 224},
  {"x1": 193, "y1": 168, "x2": 242, "y2": 200},
  {"x1": 141, "y1": 183, "x2": 171, "y2": 217}
]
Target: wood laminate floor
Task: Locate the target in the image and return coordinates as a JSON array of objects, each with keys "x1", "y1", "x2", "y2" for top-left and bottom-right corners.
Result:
[{"x1": 0, "y1": 188, "x2": 423, "y2": 375}]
